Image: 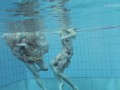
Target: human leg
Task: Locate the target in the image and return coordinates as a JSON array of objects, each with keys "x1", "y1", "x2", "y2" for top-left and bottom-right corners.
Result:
[
  {"x1": 36, "y1": 60, "x2": 48, "y2": 71},
  {"x1": 57, "y1": 71, "x2": 79, "y2": 90},
  {"x1": 25, "y1": 62, "x2": 47, "y2": 90},
  {"x1": 50, "y1": 61, "x2": 79, "y2": 90},
  {"x1": 55, "y1": 73, "x2": 64, "y2": 90},
  {"x1": 50, "y1": 61, "x2": 64, "y2": 90}
]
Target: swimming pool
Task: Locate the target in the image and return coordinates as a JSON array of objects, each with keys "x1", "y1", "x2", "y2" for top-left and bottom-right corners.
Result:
[{"x1": 0, "y1": 0, "x2": 120, "y2": 90}]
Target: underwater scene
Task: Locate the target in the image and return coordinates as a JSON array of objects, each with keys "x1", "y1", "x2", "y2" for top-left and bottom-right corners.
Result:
[{"x1": 0, "y1": 0, "x2": 120, "y2": 90}]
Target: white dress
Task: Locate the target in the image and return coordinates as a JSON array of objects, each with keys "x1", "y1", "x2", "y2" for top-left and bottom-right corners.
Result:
[
  {"x1": 3, "y1": 32, "x2": 49, "y2": 63},
  {"x1": 52, "y1": 37, "x2": 73, "y2": 70}
]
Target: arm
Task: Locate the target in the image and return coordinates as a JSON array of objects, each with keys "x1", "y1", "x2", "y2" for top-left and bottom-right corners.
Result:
[
  {"x1": 15, "y1": 37, "x2": 29, "y2": 48},
  {"x1": 61, "y1": 28, "x2": 77, "y2": 39},
  {"x1": 15, "y1": 43, "x2": 28, "y2": 47}
]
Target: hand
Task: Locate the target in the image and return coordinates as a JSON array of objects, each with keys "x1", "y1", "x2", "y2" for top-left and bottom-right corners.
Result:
[
  {"x1": 15, "y1": 43, "x2": 29, "y2": 48},
  {"x1": 2, "y1": 33, "x2": 9, "y2": 38},
  {"x1": 22, "y1": 43, "x2": 29, "y2": 48}
]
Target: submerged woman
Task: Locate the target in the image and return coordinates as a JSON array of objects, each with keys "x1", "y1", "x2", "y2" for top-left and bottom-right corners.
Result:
[
  {"x1": 50, "y1": 28, "x2": 79, "y2": 90},
  {"x1": 3, "y1": 32, "x2": 48, "y2": 90}
]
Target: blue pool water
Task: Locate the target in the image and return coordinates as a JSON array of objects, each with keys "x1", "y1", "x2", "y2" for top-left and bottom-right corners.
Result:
[{"x1": 0, "y1": 0, "x2": 120, "y2": 90}]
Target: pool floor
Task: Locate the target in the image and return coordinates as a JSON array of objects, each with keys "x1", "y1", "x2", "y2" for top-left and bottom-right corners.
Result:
[{"x1": 0, "y1": 78, "x2": 120, "y2": 90}]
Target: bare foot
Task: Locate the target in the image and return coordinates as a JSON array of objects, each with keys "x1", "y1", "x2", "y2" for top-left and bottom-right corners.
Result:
[
  {"x1": 59, "y1": 83, "x2": 64, "y2": 90},
  {"x1": 73, "y1": 86, "x2": 79, "y2": 90},
  {"x1": 43, "y1": 88, "x2": 47, "y2": 90},
  {"x1": 37, "y1": 68, "x2": 41, "y2": 72}
]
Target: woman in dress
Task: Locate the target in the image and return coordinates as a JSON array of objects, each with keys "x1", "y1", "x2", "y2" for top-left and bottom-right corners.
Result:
[
  {"x1": 3, "y1": 32, "x2": 48, "y2": 90},
  {"x1": 50, "y1": 28, "x2": 79, "y2": 90}
]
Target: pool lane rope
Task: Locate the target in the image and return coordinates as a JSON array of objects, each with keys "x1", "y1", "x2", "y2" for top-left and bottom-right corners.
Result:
[{"x1": 1, "y1": 25, "x2": 120, "y2": 36}]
